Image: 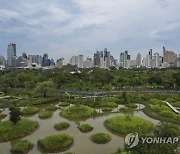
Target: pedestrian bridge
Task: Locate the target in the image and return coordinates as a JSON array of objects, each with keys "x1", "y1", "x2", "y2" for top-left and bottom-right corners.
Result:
[{"x1": 163, "y1": 101, "x2": 180, "y2": 114}]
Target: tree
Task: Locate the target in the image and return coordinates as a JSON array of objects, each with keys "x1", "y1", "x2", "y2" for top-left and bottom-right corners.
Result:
[
  {"x1": 35, "y1": 81, "x2": 55, "y2": 98},
  {"x1": 122, "y1": 91, "x2": 127, "y2": 102},
  {"x1": 9, "y1": 106, "x2": 21, "y2": 125}
]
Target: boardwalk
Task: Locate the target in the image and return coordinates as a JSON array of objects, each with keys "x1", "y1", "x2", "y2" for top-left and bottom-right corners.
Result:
[{"x1": 163, "y1": 101, "x2": 180, "y2": 114}]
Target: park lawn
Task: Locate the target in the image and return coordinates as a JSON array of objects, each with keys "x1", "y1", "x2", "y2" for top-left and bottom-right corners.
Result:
[{"x1": 0, "y1": 118, "x2": 38, "y2": 142}]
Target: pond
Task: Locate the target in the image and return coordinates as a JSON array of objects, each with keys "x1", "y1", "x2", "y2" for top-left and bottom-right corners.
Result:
[{"x1": 0, "y1": 104, "x2": 159, "y2": 154}]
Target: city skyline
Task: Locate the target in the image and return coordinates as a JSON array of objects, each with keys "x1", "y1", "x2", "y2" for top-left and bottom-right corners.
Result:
[
  {"x1": 0, "y1": 42, "x2": 179, "y2": 69},
  {"x1": 0, "y1": 0, "x2": 180, "y2": 60}
]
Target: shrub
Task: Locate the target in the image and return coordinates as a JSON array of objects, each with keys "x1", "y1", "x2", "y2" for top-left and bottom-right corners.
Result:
[
  {"x1": 59, "y1": 102, "x2": 69, "y2": 107},
  {"x1": 38, "y1": 111, "x2": 53, "y2": 119},
  {"x1": 11, "y1": 140, "x2": 33, "y2": 154},
  {"x1": 46, "y1": 104, "x2": 57, "y2": 111},
  {"x1": 90, "y1": 133, "x2": 111, "y2": 144},
  {"x1": 160, "y1": 110, "x2": 175, "y2": 118},
  {"x1": 151, "y1": 105, "x2": 170, "y2": 112},
  {"x1": 0, "y1": 113, "x2": 6, "y2": 120},
  {"x1": 54, "y1": 122, "x2": 70, "y2": 131},
  {"x1": 78, "y1": 124, "x2": 93, "y2": 133},
  {"x1": 33, "y1": 97, "x2": 59, "y2": 105},
  {"x1": 102, "y1": 107, "x2": 112, "y2": 112},
  {"x1": 125, "y1": 103, "x2": 137, "y2": 108},
  {"x1": 38, "y1": 134, "x2": 73, "y2": 153},
  {"x1": 149, "y1": 99, "x2": 164, "y2": 105},
  {"x1": 119, "y1": 107, "x2": 134, "y2": 112},
  {"x1": 165, "y1": 98, "x2": 175, "y2": 103},
  {"x1": 21, "y1": 106, "x2": 39, "y2": 115},
  {"x1": 173, "y1": 101, "x2": 180, "y2": 108},
  {"x1": 99, "y1": 101, "x2": 118, "y2": 107}
]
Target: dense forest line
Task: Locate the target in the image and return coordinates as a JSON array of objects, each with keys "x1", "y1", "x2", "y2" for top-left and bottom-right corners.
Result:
[{"x1": 0, "y1": 68, "x2": 180, "y2": 92}]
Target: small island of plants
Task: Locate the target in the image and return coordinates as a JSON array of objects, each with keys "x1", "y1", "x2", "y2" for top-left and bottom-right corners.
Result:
[
  {"x1": 38, "y1": 134, "x2": 74, "y2": 153},
  {"x1": 54, "y1": 122, "x2": 70, "y2": 131},
  {"x1": 78, "y1": 124, "x2": 93, "y2": 133},
  {"x1": 90, "y1": 133, "x2": 111, "y2": 144},
  {"x1": 0, "y1": 118, "x2": 38, "y2": 142},
  {"x1": 104, "y1": 115, "x2": 154, "y2": 136},
  {"x1": 11, "y1": 140, "x2": 33, "y2": 154},
  {"x1": 38, "y1": 110, "x2": 53, "y2": 119},
  {"x1": 61, "y1": 105, "x2": 95, "y2": 119},
  {"x1": 59, "y1": 102, "x2": 69, "y2": 107},
  {"x1": 20, "y1": 106, "x2": 39, "y2": 115},
  {"x1": 45, "y1": 104, "x2": 57, "y2": 111}
]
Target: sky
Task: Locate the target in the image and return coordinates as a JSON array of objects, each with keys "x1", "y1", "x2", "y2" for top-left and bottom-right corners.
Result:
[{"x1": 0, "y1": 0, "x2": 180, "y2": 62}]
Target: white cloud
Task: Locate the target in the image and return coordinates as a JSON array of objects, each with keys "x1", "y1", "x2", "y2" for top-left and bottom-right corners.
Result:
[{"x1": 0, "y1": 0, "x2": 180, "y2": 60}]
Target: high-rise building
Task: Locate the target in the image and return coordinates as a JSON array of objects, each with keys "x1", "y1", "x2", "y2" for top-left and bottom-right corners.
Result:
[
  {"x1": 104, "y1": 48, "x2": 111, "y2": 67},
  {"x1": 163, "y1": 49, "x2": 176, "y2": 64},
  {"x1": 119, "y1": 51, "x2": 129, "y2": 68},
  {"x1": 83, "y1": 57, "x2": 94, "y2": 68},
  {"x1": 35, "y1": 55, "x2": 43, "y2": 65},
  {"x1": 70, "y1": 56, "x2": 78, "y2": 66},
  {"x1": 7, "y1": 43, "x2": 16, "y2": 67},
  {"x1": 94, "y1": 51, "x2": 103, "y2": 67},
  {"x1": 56, "y1": 58, "x2": 64, "y2": 68},
  {"x1": 136, "y1": 53, "x2": 141, "y2": 67},
  {"x1": 42, "y1": 53, "x2": 50, "y2": 67},
  {"x1": 78, "y1": 55, "x2": 84, "y2": 68},
  {"x1": 153, "y1": 52, "x2": 160, "y2": 68}
]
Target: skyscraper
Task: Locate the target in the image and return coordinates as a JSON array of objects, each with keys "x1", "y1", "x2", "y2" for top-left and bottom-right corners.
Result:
[
  {"x1": 136, "y1": 53, "x2": 141, "y2": 67},
  {"x1": 104, "y1": 48, "x2": 111, "y2": 67},
  {"x1": 119, "y1": 51, "x2": 130, "y2": 68},
  {"x1": 94, "y1": 51, "x2": 103, "y2": 67},
  {"x1": 70, "y1": 56, "x2": 78, "y2": 66},
  {"x1": 154, "y1": 52, "x2": 160, "y2": 68},
  {"x1": 78, "y1": 55, "x2": 84, "y2": 68},
  {"x1": 42, "y1": 53, "x2": 50, "y2": 67},
  {"x1": 163, "y1": 49, "x2": 176, "y2": 64},
  {"x1": 56, "y1": 58, "x2": 64, "y2": 68},
  {"x1": 7, "y1": 43, "x2": 16, "y2": 67}
]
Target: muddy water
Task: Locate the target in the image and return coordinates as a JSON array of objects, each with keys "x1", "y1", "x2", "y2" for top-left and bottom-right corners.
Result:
[{"x1": 0, "y1": 104, "x2": 159, "y2": 154}]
